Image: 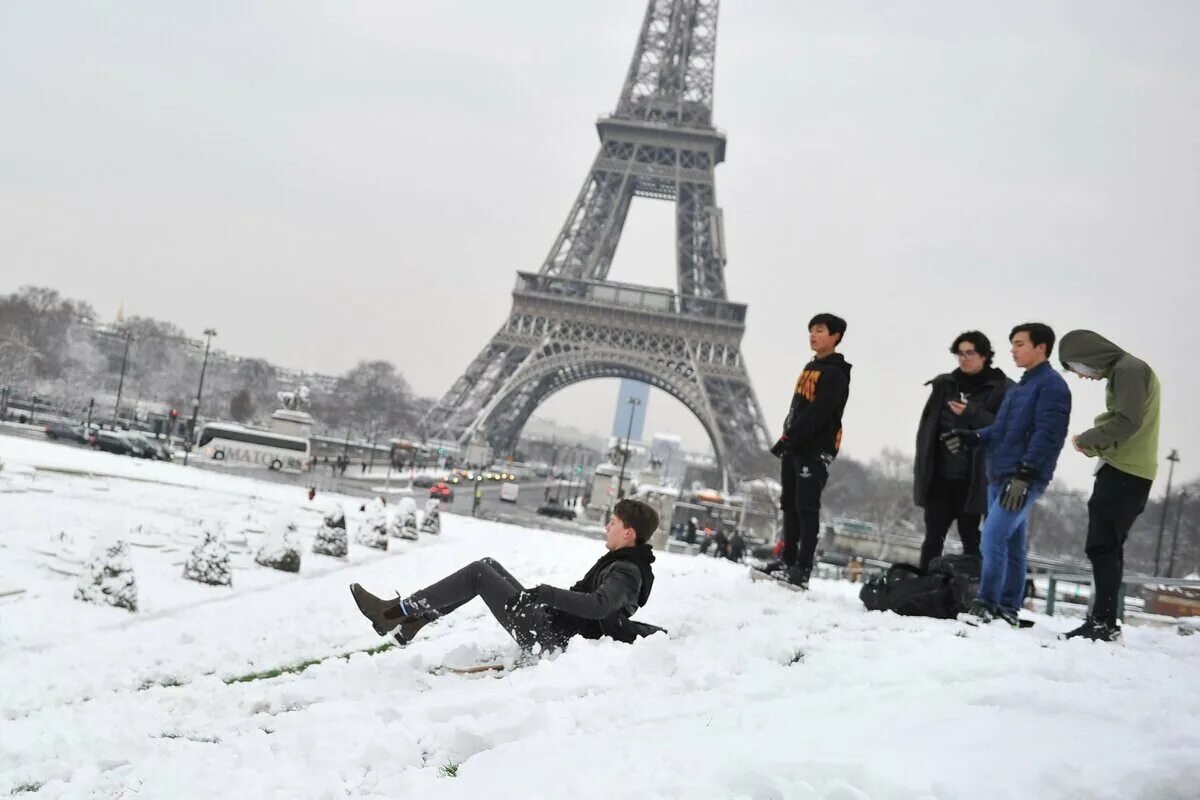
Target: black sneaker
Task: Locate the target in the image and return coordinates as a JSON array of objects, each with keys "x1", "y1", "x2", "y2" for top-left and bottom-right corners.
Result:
[
  {"x1": 757, "y1": 560, "x2": 787, "y2": 575},
  {"x1": 1060, "y1": 617, "x2": 1123, "y2": 643},
  {"x1": 785, "y1": 565, "x2": 811, "y2": 589},
  {"x1": 995, "y1": 607, "x2": 1020, "y2": 628},
  {"x1": 967, "y1": 599, "x2": 994, "y2": 624}
]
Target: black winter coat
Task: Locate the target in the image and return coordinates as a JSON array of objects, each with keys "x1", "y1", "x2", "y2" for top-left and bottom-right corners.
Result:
[
  {"x1": 541, "y1": 544, "x2": 664, "y2": 644},
  {"x1": 913, "y1": 367, "x2": 1011, "y2": 514}
]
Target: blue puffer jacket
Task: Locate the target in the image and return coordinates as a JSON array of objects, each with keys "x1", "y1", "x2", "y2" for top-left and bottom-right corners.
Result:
[{"x1": 978, "y1": 361, "x2": 1071, "y2": 484}]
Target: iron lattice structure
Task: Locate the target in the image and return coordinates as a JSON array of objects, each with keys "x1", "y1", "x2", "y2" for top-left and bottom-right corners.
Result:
[{"x1": 423, "y1": 0, "x2": 773, "y2": 481}]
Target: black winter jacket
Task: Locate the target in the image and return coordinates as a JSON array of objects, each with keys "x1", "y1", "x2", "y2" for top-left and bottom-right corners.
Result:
[
  {"x1": 778, "y1": 353, "x2": 852, "y2": 457},
  {"x1": 540, "y1": 545, "x2": 664, "y2": 644},
  {"x1": 913, "y1": 367, "x2": 1011, "y2": 514}
]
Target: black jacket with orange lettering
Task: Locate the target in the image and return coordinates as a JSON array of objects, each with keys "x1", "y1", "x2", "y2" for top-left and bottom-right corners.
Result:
[{"x1": 775, "y1": 353, "x2": 852, "y2": 458}]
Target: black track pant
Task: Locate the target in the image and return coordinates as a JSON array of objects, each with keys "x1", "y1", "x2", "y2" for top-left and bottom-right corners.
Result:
[
  {"x1": 919, "y1": 479, "x2": 982, "y2": 571},
  {"x1": 780, "y1": 452, "x2": 829, "y2": 571},
  {"x1": 1086, "y1": 465, "x2": 1152, "y2": 625},
  {"x1": 410, "y1": 558, "x2": 566, "y2": 649}
]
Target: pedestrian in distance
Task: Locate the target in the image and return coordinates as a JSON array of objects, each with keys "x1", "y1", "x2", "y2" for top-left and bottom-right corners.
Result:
[
  {"x1": 1057, "y1": 330, "x2": 1161, "y2": 643},
  {"x1": 914, "y1": 331, "x2": 1012, "y2": 571},
  {"x1": 943, "y1": 323, "x2": 1071, "y2": 627},
  {"x1": 763, "y1": 313, "x2": 852, "y2": 589},
  {"x1": 350, "y1": 499, "x2": 665, "y2": 652}
]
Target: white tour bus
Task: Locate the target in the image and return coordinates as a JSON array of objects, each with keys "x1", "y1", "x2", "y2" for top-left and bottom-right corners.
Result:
[{"x1": 195, "y1": 422, "x2": 310, "y2": 471}]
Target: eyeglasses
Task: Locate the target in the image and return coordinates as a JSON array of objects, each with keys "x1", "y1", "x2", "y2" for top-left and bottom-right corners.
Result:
[{"x1": 955, "y1": 350, "x2": 979, "y2": 359}]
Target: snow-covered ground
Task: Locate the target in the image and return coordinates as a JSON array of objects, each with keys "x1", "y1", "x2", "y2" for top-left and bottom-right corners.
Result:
[{"x1": 2, "y1": 436, "x2": 1199, "y2": 799}]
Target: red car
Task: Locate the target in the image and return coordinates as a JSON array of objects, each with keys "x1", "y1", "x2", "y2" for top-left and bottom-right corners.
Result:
[{"x1": 430, "y1": 482, "x2": 455, "y2": 502}]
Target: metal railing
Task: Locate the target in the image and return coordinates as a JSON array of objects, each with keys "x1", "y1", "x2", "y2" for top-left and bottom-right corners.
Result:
[{"x1": 1039, "y1": 571, "x2": 1200, "y2": 620}]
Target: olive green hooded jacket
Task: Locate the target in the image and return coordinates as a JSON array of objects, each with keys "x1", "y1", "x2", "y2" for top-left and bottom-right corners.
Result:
[{"x1": 1058, "y1": 330, "x2": 1160, "y2": 481}]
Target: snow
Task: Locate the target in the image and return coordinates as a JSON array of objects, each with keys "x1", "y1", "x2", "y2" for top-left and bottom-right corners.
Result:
[{"x1": 2, "y1": 436, "x2": 1199, "y2": 799}]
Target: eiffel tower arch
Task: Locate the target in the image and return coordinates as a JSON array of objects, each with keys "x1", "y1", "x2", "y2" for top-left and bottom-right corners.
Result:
[{"x1": 424, "y1": 0, "x2": 773, "y2": 481}]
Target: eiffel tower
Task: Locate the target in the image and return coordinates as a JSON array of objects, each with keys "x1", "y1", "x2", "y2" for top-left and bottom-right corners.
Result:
[{"x1": 423, "y1": 0, "x2": 773, "y2": 481}]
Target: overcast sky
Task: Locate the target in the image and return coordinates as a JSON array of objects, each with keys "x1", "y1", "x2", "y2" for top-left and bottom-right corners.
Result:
[{"x1": 3, "y1": 1, "x2": 1198, "y2": 493}]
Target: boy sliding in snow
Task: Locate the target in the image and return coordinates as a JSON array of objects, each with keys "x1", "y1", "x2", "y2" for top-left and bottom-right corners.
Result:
[{"x1": 350, "y1": 499, "x2": 664, "y2": 652}]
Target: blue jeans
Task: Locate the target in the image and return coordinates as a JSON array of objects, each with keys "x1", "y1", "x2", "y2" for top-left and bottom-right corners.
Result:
[{"x1": 977, "y1": 480, "x2": 1045, "y2": 612}]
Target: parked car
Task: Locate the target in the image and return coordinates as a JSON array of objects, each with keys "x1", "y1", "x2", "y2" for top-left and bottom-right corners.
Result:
[
  {"x1": 92, "y1": 429, "x2": 135, "y2": 456},
  {"x1": 429, "y1": 482, "x2": 455, "y2": 502},
  {"x1": 413, "y1": 475, "x2": 438, "y2": 488},
  {"x1": 121, "y1": 432, "x2": 158, "y2": 459},
  {"x1": 125, "y1": 432, "x2": 173, "y2": 461},
  {"x1": 536, "y1": 502, "x2": 576, "y2": 521},
  {"x1": 499, "y1": 482, "x2": 520, "y2": 503},
  {"x1": 43, "y1": 421, "x2": 88, "y2": 444}
]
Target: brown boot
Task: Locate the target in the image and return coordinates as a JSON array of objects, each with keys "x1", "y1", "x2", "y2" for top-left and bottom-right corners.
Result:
[
  {"x1": 393, "y1": 612, "x2": 438, "y2": 647},
  {"x1": 349, "y1": 583, "x2": 404, "y2": 636}
]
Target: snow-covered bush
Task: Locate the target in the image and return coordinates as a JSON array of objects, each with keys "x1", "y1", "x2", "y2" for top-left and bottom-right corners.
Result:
[
  {"x1": 420, "y1": 499, "x2": 441, "y2": 535},
  {"x1": 183, "y1": 527, "x2": 233, "y2": 586},
  {"x1": 392, "y1": 497, "x2": 419, "y2": 541},
  {"x1": 255, "y1": 518, "x2": 302, "y2": 573},
  {"x1": 313, "y1": 508, "x2": 348, "y2": 558},
  {"x1": 356, "y1": 498, "x2": 389, "y2": 551},
  {"x1": 75, "y1": 539, "x2": 138, "y2": 612}
]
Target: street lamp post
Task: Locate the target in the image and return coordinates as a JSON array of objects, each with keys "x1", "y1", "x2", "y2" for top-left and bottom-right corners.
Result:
[
  {"x1": 1167, "y1": 491, "x2": 1188, "y2": 579},
  {"x1": 1154, "y1": 449, "x2": 1180, "y2": 575},
  {"x1": 616, "y1": 396, "x2": 642, "y2": 501},
  {"x1": 183, "y1": 328, "x2": 217, "y2": 466},
  {"x1": 112, "y1": 329, "x2": 132, "y2": 425}
]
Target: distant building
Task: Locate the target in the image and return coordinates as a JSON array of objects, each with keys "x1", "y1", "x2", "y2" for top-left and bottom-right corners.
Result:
[
  {"x1": 611, "y1": 379, "x2": 649, "y2": 441},
  {"x1": 651, "y1": 432, "x2": 682, "y2": 484}
]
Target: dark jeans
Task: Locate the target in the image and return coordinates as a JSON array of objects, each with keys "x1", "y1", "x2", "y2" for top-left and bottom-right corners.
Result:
[
  {"x1": 410, "y1": 558, "x2": 567, "y2": 650},
  {"x1": 1086, "y1": 465, "x2": 1152, "y2": 625},
  {"x1": 919, "y1": 479, "x2": 982, "y2": 571},
  {"x1": 780, "y1": 452, "x2": 829, "y2": 571}
]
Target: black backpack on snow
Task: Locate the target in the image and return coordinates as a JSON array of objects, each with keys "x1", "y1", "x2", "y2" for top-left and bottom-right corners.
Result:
[
  {"x1": 859, "y1": 561, "x2": 969, "y2": 620},
  {"x1": 927, "y1": 554, "x2": 981, "y2": 613}
]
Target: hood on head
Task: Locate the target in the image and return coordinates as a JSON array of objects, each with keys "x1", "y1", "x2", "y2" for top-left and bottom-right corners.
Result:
[{"x1": 1059, "y1": 330, "x2": 1127, "y2": 376}]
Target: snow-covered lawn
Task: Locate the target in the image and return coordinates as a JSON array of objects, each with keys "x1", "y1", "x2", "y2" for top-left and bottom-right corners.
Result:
[{"x1": 2, "y1": 436, "x2": 1198, "y2": 799}]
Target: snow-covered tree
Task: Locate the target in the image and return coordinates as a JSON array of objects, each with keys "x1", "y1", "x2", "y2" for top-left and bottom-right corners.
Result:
[
  {"x1": 255, "y1": 518, "x2": 302, "y2": 573},
  {"x1": 313, "y1": 507, "x2": 348, "y2": 558},
  {"x1": 356, "y1": 498, "x2": 389, "y2": 551},
  {"x1": 75, "y1": 539, "x2": 137, "y2": 612},
  {"x1": 420, "y1": 499, "x2": 441, "y2": 535},
  {"x1": 183, "y1": 526, "x2": 233, "y2": 586}
]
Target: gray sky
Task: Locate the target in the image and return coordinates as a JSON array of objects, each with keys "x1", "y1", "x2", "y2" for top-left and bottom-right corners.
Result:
[{"x1": 3, "y1": 1, "x2": 1198, "y2": 492}]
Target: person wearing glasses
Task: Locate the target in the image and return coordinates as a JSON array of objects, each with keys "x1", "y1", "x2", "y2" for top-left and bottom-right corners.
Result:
[{"x1": 913, "y1": 331, "x2": 1012, "y2": 571}]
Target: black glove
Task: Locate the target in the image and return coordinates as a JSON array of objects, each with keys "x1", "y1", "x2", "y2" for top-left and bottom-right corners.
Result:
[
  {"x1": 770, "y1": 436, "x2": 790, "y2": 458},
  {"x1": 999, "y1": 466, "x2": 1036, "y2": 512},
  {"x1": 940, "y1": 429, "x2": 981, "y2": 455},
  {"x1": 506, "y1": 584, "x2": 554, "y2": 617}
]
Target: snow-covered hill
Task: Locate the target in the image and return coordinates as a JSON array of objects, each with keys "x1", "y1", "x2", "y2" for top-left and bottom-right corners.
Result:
[{"x1": 2, "y1": 437, "x2": 1198, "y2": 799}]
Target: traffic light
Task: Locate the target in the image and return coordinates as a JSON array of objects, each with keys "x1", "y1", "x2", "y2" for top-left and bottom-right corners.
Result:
[
  {"x1": 437, "y1": 447, "x2": 445, "y2": 456},
  {"x1": 169, "y1": 409, "x2": 178, "y2": 420},
  {"x1": 575, "y1": 465, "x2": 583, "y2": 474}
]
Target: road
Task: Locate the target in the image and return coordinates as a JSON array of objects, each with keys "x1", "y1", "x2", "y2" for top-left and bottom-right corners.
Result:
[{"x1": 1, "y1": 426, "x2": 604, "y2": 539}]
